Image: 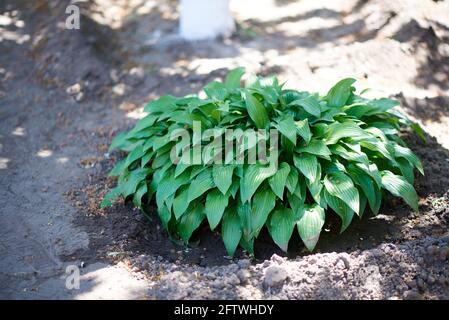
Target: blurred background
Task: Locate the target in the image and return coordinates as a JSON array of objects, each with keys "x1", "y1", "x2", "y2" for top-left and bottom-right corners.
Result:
[{"x1": 1, "y1": 0, "x2": 448, "y2": 144}]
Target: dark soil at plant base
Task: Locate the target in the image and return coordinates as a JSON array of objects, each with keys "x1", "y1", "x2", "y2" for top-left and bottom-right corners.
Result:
[
  {"x1": 2, "y1": 0, "x2": 449, "y2": 299},
  {"x1": 65, "y1": 130, "x2": 449, "y2": 267}
]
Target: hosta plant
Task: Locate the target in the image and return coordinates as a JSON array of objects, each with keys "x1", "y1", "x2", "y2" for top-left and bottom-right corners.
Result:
[{"x1": 101, "y1": 68, "x2": 424, "y2": 256}]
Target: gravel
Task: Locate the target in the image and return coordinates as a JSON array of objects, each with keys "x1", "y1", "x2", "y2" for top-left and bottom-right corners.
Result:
[{"x1": 129, "y1": 235, "x2": 449, "y2": 299}]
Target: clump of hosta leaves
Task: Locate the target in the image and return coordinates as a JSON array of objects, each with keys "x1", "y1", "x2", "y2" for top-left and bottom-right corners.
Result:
[{"x1": 102, "y1": 67, "x2": 424, "y2": 256}]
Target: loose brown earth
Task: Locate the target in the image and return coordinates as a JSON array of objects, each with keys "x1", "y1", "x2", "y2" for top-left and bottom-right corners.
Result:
[{"x1": 1, "y1": 0, "x2": 448, "y2": 299}]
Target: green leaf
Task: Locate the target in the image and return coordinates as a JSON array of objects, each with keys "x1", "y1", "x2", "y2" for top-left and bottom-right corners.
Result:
[
  {"x1": 381, "y1": 170, "x2": 419, "y2": 211},
  {"x1": 324, "y1": 122, "x2": 371, "y2": 145},
  {"x1": 296, "y1": 139, "x2": 331, "y2": 158},
  {"x1": 245, "y1": 91, "x2": 270, "y2": 129},
  {"x1": 173, "y1": 186, "x2": 190, "y2": 220},
  {"x1": 365, "y1": 98, "x2": 399, "y2": 116},
  {"x1": 131, "y1": 114, "x2": 159, "y2": 133},
  {"x1": 329, "y1": 143, "x2": 369, "y2": 165},
  {"x1": 251, "y1": 189, "x2": 276, "y2": 237},
  {"x1": 306, "y1": 164, "x2": 322, "y2": 204},
  {"x1": 326, "y1": 78, "x2": 356, "y2": 108},
  {"x1": 240, "y1": 163, "x2": 277, "y2": 203},
  {"x1": 109, "y1": 132, "x2": 131, "y2": 151},
  {"x1": 108, "y1": 159, "x2": 127, "y2": 177},
  {"x1": 275, "y1": 115, "x2": 297, "y2": 145},
  {"x1": 125, "y1": 144, "x2": 145, "y2": 167},
  {"x1": 157, "y1": 204, "x2": 172, "y2": 230},
  {"x1": 144, "y1": 95, "x2": 178, "y2": 113},
  {"x1": 394, "y1": 144, "x2": 424, "y2": 175},
  {"x1": 141, "y1": 151, "x2": 154, "y2": 167},
  {"x1": 291, "y1": 95, "x2": 321, "y2": 117},
  {"x1": 268, "y1": 162, "x2": 291, "y2": 199},
  {"x1": 212, "y1": 165, "x2": 235, "y2": 194},
  {"x1": 295, "y1": 119, "x2": 311, "y2": 144},
  {"x1": 293, "y1": 154, "x2": 318, "y2": 181},
  {"x1": 296, "y1": 204, "x2": 325, "y2": 251},
  {"x1": 286, "y1": 167, "x2": 299, "y2": 193},
  {"x1": 156, "y1": 170, "x2": 189, "y2": 207},
  {"x1": 354, "y1": 162, "x2": 382, "y2": 189},
  {"x1": 204, "y1": 81, "x2": 227, "y2": 100},
  {"x1": 324, "y1": 172, "x2": 360, "y2": 214},
  {"x1": 323, "y1": 189, "x2": 354, "y2": 232},
  {"x1": 360, "y1": 140, "x2": 395, "y2": 162},
  {"x1": 225, "y1": 67, "x2": 245, "y2": 89},
  {"x1": 122, "y1": 168, "x2": 148, "y2": 198},
  {"x1": 187, "y1": 169, "x2": 215, "y2": 202},
  {"x1": 100, "y1": 186, "x2": 122, "y2": 208},
  {"x1": 133, "y1": 182, "x2": 148, "y2": 209},
  {"x1": 267, "y1": 208, "x2": 296, "y2": 252},
  {"x1": 347, "y1": 164, "x2": 380, "y2": 215},
  {"x1": 288, "y1": 192, "x2": 304, "y2": 213},
  {"x1": 222, "y1": 208, "x2": 242, "y2": 256},
  {"x1": 178, "y1": 204, "x2": 206, "y2": 242},
  {"x1": 237, "y1": 201, "x2": 253, "y2": 242},
  {"x1": 205, "y1": 189, "x2": 229, "y2": 230}
]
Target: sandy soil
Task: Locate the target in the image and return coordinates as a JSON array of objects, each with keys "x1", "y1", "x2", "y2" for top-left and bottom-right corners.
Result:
[{"x1": 0, "y1": 0, "x2": 448, "y2": 299}]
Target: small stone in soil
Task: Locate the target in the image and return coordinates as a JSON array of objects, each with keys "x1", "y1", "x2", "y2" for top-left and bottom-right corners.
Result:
[
  {"x1": 263, "y1": 266, "x2": 288, "y2": 289},
  {"x1": 403, "y1": 290, "x2": 424, "y2": 300}
]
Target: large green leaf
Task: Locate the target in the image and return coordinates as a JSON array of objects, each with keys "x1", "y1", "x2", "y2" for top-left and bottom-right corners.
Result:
[
  {"x1": 381, "y1": 170, "x2": 419, "y2": 211},
  {"x1": 329, "y1": 143, "x2": 369, "y2": 165},
  {"x1": 156, "y1": 170, "x2": 189, "y2": 207},
  {"x1": 122, "y1": 168, "x2": 148, "y2": 198},
  {"x1": 187, "y1": 169, "x2": 215, "y2": 202},
  {"x1": 285, "y1": 167, "x2": 299, "y2": 193},
  {"x1": 296, "y1": 204, "x2": 325, "y2": 251},
  {"x1": 295, "y1": 118, "x2": 311, "y2": 144},
  {"x1": 326, "y1": 78, "x2": 356, "y2": 108},
  {"x1": 245, "y1": 91, "x2": 270, "y2": 129},
  {"x1": 225, "y1": 67, "x2": 245, "y2": 89},
  {"x1": 108, "y1": 159, "x2": 127, "y2": 177},
  {"x1": 347, "y1": 163, "x2": 381, "y2": 214},
  {"x1": 251, "y1": 189, "x2": 276, "y2": 237},
  {"x1": 144, "y1": 95, "x2": 178, "y2": 113},
  {"x1": 173, "y1": 185, "x2": 190, "y2": 220},
  {"x1": 178, "y1": 204, "x2": 206, "y2": 242},
  {"x1": 204, "y1": 81, "x2": 227, "y2": 100},
  {"x1": 275, "y1": 115, "x2": 297, "y2": 145},
  {"x1": 268, "y1": 162, "x2": 291, "y2": 199},
  {"x1": 125, "y1": 144, "x2": 145, "y2": 167},
  {"x1": 291, "y1": 95, "x2": 321, "y2": 117},
  {"x1": 267, "y1": 208, "x2": 296, "y2": 252},
  {"x1": 205, "y1": 189, "x2": 229, "y2": 230},
  {"x1": 240, "y1": 163, "x2": 277, "y2": 203},
  {"x1": 296, "y1": 139, "x2": 331, "y2": 158},
  {"x1": 324, "y1": 122, "x2": 371, "y2": 145},
  {"x1": 323, "y1": 189, "x2": 354, "y2": 232},
  {"x1": 393, "y1": 144, "x2": 424, "y2": 175},
  {"x1": 157, "y1": 204, "x2": 172, "y2": 230},
  {"x1": 324, "y1": 172, "x2": 360, "y2": 214},
  {"x1": 212, "y1": 165, "x2": 234, "y2": 194},
  {"x1": 222, "y1": 208, "x2": 242, "y2": 256},
  {"x1": 132, "y1": 182, "x2": 148, "y2": 209},
  {"x1": 237, "y1": 201, "x2": 253, "y2": 242},
  {"x1": 294, "y1": 154, "x2": 318, "y2": 181}
]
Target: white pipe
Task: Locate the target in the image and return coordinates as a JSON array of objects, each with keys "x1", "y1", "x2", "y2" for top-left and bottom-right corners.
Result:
[{"x1": 179, "y1": 0, "x2": 235, "y2": 40}]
